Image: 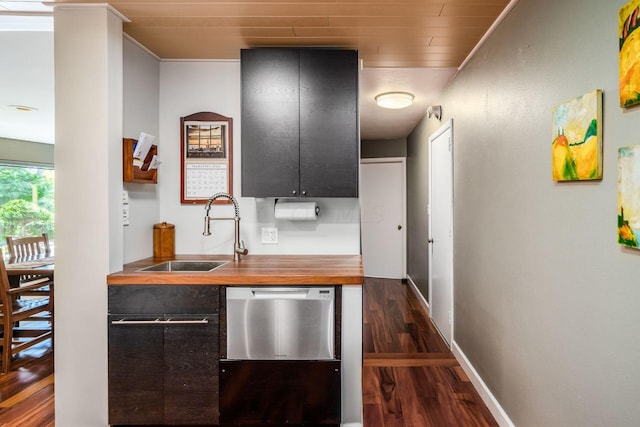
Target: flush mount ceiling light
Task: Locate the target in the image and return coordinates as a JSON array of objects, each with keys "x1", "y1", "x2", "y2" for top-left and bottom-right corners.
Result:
[{"x1": 375, "y1": 92, "x2": 414, "y2": 109}]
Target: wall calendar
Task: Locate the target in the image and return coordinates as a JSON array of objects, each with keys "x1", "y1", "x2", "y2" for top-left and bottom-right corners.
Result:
[{"x1": 180, "y1": 111, "x2": 233, "y2": 204}]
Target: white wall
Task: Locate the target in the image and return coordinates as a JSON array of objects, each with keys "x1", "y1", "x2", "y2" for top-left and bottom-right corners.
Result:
[
  {"x1": 158, "y1": 61, "x2": 360, "y2": 257},
  {"x1": 408, "y1": 0, "x2": 640, "y2": 425},
  {"x1": 122, "y1": 38, "x2": 160, "y2": 262}
]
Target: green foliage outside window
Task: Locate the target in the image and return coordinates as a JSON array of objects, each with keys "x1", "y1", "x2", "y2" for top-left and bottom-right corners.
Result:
[{"x1": 0, "y1": 166, "x2": 55, "y2": 248}]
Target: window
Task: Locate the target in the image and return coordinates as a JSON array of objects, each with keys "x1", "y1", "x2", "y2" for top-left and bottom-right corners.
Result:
[{"x1": 0, "y1": 164, "x2": 54, "y2": 256}]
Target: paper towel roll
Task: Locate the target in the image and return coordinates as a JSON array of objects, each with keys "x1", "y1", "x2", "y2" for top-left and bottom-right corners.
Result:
[{"x1": 274, "y1": 201, "x2": 319, "y2": 221}]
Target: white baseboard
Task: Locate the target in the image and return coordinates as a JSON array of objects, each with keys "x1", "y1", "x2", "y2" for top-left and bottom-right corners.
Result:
[
  {"x1": 452, "y1": 341, "x2": 515, "y2": 427},
  {"x1": 406, "y1": 274, "x2": 430, "y2": 315},
  {"x1": 341, "y1": 423, "x2": 363, "y2": 427}
]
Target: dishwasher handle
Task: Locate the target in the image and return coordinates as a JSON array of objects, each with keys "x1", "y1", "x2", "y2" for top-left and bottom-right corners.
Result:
[
  {"x1": 227, "y1": 286, "x2": 334, "y2": 301},
  {"x1": 251, "y1": 289, "x2": 310, "y2": 299}
]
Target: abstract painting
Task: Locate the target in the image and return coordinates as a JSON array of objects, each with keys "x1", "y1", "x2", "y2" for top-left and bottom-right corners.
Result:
[
  {"x1": 551, "y1": 89, "x2": 603, "y2": 181},
  {"x1": 620, "y1": 0, "x2": 640, "y2": 107},
  {"x1": 618, "y1": 145, "x2": 640, "y2": 249}
]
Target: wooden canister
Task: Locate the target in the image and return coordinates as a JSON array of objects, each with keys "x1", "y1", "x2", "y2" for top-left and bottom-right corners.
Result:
[{"x1": 153, "y1": 222, "x2": 175, "y2": 258}]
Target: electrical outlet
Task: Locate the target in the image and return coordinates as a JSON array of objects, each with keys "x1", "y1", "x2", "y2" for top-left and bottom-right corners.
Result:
[{"x1": 261, "y1": 227, "x2": 278, "y2": 244}]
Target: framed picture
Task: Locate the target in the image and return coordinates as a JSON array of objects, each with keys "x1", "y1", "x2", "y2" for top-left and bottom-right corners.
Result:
[
  {"x1": 551, "y1": 89, "x2": 603, "y2": 181},
  {"x1": 618, "y1": 145, "x2": 640, "y2": 249},
  {"x1": 180, "y1": 112, "x2": 233, "y2": 204},
  {"x1": 619, "y1": 0, "x2": 640, "y2": 107}
]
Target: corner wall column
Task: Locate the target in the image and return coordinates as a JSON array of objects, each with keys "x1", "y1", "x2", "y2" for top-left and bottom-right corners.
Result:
[{"x1": 53, "y1": 5, "x2": 124, "y2": 425}]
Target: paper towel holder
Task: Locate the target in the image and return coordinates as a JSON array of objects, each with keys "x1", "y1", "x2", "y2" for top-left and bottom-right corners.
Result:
[{"x1": 274, "y1": 198, "x2": 320, "y2": 220}]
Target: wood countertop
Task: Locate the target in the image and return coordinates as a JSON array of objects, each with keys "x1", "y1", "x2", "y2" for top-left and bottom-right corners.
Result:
[{"x1": 107, "y1": 254, "x2": 363, "y2": 286}]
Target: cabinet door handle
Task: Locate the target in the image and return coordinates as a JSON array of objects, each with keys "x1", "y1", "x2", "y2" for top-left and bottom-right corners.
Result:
[
  {"x1": 111, "y1": 318, "x2": 209, "y2": 325},
  {"x1": 292, "y1": 190, "x2": 297, "y2": 196},
  {"x1": 301, "y1": 190, "x2": 307, "y2": 196}
]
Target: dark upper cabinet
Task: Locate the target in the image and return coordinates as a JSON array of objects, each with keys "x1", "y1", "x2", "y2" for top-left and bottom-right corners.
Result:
[{"x1": 241, "y1": 48, "x2": 359, "y2": 198}]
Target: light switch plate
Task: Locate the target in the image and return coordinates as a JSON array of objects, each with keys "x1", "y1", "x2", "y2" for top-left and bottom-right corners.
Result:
[
  {"x1": 122, "y1": 191, "x2": 130, "y2": 226},
  {"x1": 261, "y1": 227, "x2": 278, "y2": 244}
]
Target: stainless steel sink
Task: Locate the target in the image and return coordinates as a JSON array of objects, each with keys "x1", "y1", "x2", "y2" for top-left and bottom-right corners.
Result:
[{"x1": 139, "y1": 260, "x2": 228, "y2": 272}]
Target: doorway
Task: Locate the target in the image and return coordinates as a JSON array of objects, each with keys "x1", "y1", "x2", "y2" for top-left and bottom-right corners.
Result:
[
  {"x1": 360, "y1": 158, "x2": 406, "y2": 279},
  {"x1": 428, "y1": 119, "x2": 454, "y2": 347}
]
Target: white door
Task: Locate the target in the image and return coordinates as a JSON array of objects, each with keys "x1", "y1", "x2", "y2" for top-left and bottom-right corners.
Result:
[
  {"x1": 428, "y1": 119, "x2": 454, "y2": 347},
  {"x1": 360, "y1": 158, "x2": 406, "y2": 279}
]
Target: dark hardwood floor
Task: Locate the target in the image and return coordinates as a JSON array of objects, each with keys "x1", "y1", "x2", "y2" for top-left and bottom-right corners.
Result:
[
  {"x1": 363, "y1": 277, "x2": 498, "y2": 427},
  {"x1": 0, "y1": 279, "x2": 496, "y2": 427},
  {"x1": 0, "y1": 339, "x2": 54, "y2": 426}
]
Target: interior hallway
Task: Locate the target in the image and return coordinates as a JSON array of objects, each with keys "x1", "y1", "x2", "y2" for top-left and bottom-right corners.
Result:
[{"x1": 363, "y1": 277, "x2": 498, "y2": 426}]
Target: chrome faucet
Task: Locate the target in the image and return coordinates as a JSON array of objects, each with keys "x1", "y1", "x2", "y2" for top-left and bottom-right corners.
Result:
[{"x1": 203, "y1": 192, "x2": 248, "y2": 261}]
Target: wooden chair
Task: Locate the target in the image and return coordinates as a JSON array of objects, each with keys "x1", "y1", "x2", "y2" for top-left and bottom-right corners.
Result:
[
  {"x1": 4, "y1": 233, "x2": 53, "y2": 325},
  {"x1": 0, "y1": 257, "x2": 53, "y2": 373},
  {"x1": 6, "y1": 233, "x2": 51, "y2": 259},
  {"x1": 5, "y1": 234, "x2": 52, "y2": 298}
]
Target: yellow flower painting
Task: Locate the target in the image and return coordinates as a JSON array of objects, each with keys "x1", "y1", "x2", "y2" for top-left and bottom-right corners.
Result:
[
  {"x1": 618, "y1": 145, "x2": 640, "y2": 249},
  {"x1": 551, "y1": 90, "x2": 603, "y2": 181},
  {"x1": 620, "y1": 0, "x2": 640, "y2": 107}
]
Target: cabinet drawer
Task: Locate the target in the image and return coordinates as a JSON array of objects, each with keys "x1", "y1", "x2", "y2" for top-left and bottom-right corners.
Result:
[{"x1": 108, "y1": 285, "x2": 219, "y2": 314}]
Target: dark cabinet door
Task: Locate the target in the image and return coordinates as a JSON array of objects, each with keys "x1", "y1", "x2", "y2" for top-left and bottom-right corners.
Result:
[
  {"x1": 299, "y1": 49, "x2": 359, "y2": 197},
  {"x1": 108, "y1": 315, "x2": 165, "y2": 425},
  {"x1": 164, "y1": 314, "x2": 220, "y2": 425},
  {"x1": 241, "y1": 48, "x2": 300, "y2": 198}
]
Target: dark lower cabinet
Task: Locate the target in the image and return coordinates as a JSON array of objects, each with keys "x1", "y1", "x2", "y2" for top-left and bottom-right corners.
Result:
[
  {"x1": 108, "y1": 285, "x2": 220, "y2": 426},
  {"x1": 219, "y1": 360, "x2": 341, "y2": 426}
]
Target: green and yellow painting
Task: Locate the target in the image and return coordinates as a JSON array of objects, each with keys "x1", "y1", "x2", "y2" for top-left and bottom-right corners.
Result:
[
  {"x1": 618, "y1": 145, "x2": 640, "y2": 249},
  {"x1": 620, "y1": 0, "x2": 640, "y2": 107},
  {"x1": 551, "y1": 89, "x2": 603, "y2": 181}
]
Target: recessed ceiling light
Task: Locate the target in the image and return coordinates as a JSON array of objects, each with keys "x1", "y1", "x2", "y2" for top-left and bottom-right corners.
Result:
[
  {"x1": 8, "y1": 105, "x2": 38, "y2": 112},
  {"x1": 375, "y1": 92, "x2": 414, "y2": 109}
]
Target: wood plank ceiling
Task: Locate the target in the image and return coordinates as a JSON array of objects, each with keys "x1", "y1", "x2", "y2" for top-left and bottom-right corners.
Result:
[
  {"x1": 50, "y1": 0, "x2": 511, "y2": 139},
  {"x1": 52, "y1": 0, "x2": 510, "y2": 67}
]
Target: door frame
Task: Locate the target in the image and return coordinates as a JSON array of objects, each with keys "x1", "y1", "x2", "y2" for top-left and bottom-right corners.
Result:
[
  {"x1": 428, "y1": 119, "x2": 454, "y2": 347},
  {"x1": 360, "y1": 157, "x2": 406, "y2": 279}
]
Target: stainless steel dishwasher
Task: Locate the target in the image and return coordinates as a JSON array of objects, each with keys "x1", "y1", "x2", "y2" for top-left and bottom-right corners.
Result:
[{"x1": 226, "y1": 286, "x2": 335, "y2": 360}]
